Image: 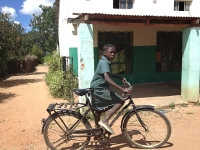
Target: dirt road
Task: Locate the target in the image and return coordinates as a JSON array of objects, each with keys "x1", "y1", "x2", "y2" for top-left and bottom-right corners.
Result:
[{"x1": 0, "y1": 65, "x2": 200, "y2": 150}]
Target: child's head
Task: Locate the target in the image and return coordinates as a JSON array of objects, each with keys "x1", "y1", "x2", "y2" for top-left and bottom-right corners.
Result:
[{"x1": 102, "y1": 44, "x2": 116, "y2": 61}]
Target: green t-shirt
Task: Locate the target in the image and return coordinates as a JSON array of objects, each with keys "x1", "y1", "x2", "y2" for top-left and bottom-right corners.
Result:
[
  {"x1": 90, "y1": 56, "x2": 111, "y2": 89},
  {"x1": 90, "y1": 56, "x2": 122, "y2": 110}
]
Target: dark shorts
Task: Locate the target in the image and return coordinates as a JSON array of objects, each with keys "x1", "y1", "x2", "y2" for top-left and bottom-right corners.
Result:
[{"x1": 91, "y1": 89, "x2": 122, "y2": 110}]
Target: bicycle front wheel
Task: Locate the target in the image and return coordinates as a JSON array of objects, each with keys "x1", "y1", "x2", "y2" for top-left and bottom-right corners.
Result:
[
  {"x1": 43, "y1": 111, "x2": 91, "y2": 150},
  {"x1": 122, "y1": 109, "x2": 171, "y2": 149}
]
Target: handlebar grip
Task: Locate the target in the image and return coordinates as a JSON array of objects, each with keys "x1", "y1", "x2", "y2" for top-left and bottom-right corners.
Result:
[
  {"x1": 122, "y1": 92, "x2": 127, "y2": 97},
  {"x1": 122, "y1": 85, "x2": 133, "y2": 96}
]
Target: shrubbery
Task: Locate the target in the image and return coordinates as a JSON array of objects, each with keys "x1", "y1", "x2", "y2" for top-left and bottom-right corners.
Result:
[
  {"x1": 44, "y1": 51, "x2": 78, "y2": 102},
  {"x1": 30, "y1": 44, "x2": 44, "y2": 63},
  {"x1": 6, "y1": 54, "x2": 38, "y2": 74}
]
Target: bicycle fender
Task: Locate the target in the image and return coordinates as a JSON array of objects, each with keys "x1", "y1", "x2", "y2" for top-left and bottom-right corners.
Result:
[
  {"x1": 41, "y1": 112, "x2": 59, "y2": 134},
  {"x1": 120, "y1": 105, "x2": 154, "y2": 131},
  {"x1": 41, "y1": 109, "x2": 86, "y2": 134}
]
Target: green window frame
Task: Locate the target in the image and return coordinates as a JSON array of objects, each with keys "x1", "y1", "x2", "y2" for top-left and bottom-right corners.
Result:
[
  {"x1": 156, "y1": 31, "x2": 182, "y2": 72},
  {"x1": 98, "y1": 31, "x2": 133, "y2": 74}
]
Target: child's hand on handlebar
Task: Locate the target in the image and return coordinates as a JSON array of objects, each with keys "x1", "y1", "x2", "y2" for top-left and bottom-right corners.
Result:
[{"x1": 122, "y1": 88, "x2": 130, "y2": 96}]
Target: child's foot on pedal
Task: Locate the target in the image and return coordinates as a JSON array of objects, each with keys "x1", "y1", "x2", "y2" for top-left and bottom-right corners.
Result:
[{"x1": 98, "y1": 120, "x2": 114, "y2": 134}]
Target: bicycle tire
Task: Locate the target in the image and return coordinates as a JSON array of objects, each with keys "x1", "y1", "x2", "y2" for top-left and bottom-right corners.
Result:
[
  {"x1": 122, "y1": 109, "x2": 171, "y2": 149},
  {"x1": 43, "y1": 110, "x2": 91, "y2": 150}
]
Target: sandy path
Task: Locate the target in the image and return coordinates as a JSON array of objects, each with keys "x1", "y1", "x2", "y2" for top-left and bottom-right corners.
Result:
[{"x1": 0, "y1": 64, "x2": 200, "y2": 150}]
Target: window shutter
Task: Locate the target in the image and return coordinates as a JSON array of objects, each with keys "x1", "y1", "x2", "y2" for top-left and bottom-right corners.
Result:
[
  {"x1": 174, "y1": 1, "x2": 179, "y2": 11},
  {"x1": 119, "y1": 0, "x2": 127, "y2": 9},
  {"x1": 185, "y1": 1, "x2": 190, "y2": 11},
  {"x1": 127, "y1": 0, "x2": 133, "y2": 9},
  {"x1": 119, "y1": 0, "x2": 133, "y2": 9}
]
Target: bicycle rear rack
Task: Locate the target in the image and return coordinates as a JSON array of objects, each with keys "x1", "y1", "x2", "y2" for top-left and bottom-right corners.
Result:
[{"x1": 47, "y1": 102, "x2": 87, "y2": 115}]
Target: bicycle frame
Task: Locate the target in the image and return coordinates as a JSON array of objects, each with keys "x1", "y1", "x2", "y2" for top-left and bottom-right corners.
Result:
[
  {"x1": 42, "y1": 85, "x2": 154, "y2": 137},
  {"x1": 67, "y1": 92, "x2": 153, "y2": 134},
  {"x1": 42, "y1": 82, "x2": 172, "y2": 150}
]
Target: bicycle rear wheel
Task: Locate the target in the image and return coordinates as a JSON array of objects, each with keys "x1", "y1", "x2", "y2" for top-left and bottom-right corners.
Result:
[
  {"x1": 43, "y1": 111, "x2": 91, "y2": 150},
  {"x1": 122, "y1": 109, "x2": 171, "y2": 149}
]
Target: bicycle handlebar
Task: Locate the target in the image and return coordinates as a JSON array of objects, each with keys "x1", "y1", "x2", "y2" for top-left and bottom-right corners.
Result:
[{"x1": 122, "y1": 81, "x2": 133, "y2": 96}]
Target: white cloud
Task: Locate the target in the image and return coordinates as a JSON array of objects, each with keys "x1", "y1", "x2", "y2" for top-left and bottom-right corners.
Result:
[
  {"x1": 1, "y1": 6, "x2": 17, "y2": 20},
  {"x1": 14, "y1": 21, "x2": 20, "y2": 24},
  {"x1": 20, "y1": 0, "x2": 54, "y2": 16}
]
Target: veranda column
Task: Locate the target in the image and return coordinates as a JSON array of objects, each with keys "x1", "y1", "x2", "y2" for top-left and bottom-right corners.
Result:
[
  {"x1": 181, "y1": 27, "x2": 200, "y2": 102},
  {"x1": 78, "y1": 23, "x2": 94, "y2": 103}
]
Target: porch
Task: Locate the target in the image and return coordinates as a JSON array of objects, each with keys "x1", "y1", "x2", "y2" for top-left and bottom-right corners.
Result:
[{"x1": 110, "y1": 81, "x2": 190, "y2": 107}]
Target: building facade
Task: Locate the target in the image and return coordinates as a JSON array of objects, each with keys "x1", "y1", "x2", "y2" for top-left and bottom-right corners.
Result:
[{"x1": 56, "y1": 0, "x2": 200, "y2": 102}]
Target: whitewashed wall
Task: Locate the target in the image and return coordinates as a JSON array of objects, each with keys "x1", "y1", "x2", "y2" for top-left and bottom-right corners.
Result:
[
  {"x1": 58, "y1": 0, "x2": 78, "y2": 57},
  {"x1": 58, "y1": 0, "x2": 200, "y2": 56},
  {"x1": 70, "y1": 0, "x2": 200, "y2": 15}
]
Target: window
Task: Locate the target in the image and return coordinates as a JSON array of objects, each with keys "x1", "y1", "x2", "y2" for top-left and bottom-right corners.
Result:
[
  {"x1": 156, "y1": 32, "x2": 182, "y2": 72},
  {"x1": 98, "y1": 31, "x2": 133, "y2": 74},
  {"x1": 113, "y1": 0, "x2": 134, "y2": 9},
  {"x1": 174, "y1": 1, "x2": 191, "y2": 11}
]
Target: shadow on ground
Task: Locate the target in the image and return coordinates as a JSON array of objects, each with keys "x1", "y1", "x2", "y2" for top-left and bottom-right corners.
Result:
[
  {"x1": 0, "y1": 79, "x2": 43, "y2": 88},
  {"x1": 86, "y1": 133, "x2": 173, "y2": 150},
  {"x1": 12, "y1": 72, "x2": 47, "y2": 76},
  {"x1": 0, "y1": 92, "x2": 16, "y2": 103}
]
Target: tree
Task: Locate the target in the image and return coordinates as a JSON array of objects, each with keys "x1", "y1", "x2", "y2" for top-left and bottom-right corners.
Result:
[
  {"x1": 21, "y1": 30, "x2": 43, "y2": 56},
  {"x1": 30, "y1": 44, "x2": 44, "y2": 61},
  {"x1": 30, "y1": 3, "x2": 58, "y2": 54},
  {"x1": 0, "y1": 12, "x2": 25, "y2": 76}
]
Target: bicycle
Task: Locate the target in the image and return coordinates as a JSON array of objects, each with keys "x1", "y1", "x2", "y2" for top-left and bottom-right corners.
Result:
[{"x1": 42, "y1": 81, "x2": 171, "y2": 150}]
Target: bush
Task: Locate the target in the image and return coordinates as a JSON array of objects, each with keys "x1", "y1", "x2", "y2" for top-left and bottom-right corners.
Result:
[
  {"x1": 7, "y1": 58, "x2": 21, "y2": 73},
  {"x1": 43, "y1": 51, "x2": 61, "y2": 72},
  {"x1": 30, "y1": 44, "x2": 44, "y2": 62},
  {"x1": 6, "y1": 55, "x2": 37, "y2": 74},
  {"x1": 44, "y1": 51, "x2": 78, "y2": 102}
]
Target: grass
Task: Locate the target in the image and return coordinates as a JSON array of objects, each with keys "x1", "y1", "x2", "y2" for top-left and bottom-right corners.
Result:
[
  {"x1": 185, "y1": 112, "x2": 193, "y2": 115},
  {"x1": 179, "y1": 103, "x2": 188, "y2": 107},
  {"x1": 194, "y1": 101, "x2": 200, "y2": 106},
  {"x1": 164, "y1": 102, "x2": 176, "y2": 109}
]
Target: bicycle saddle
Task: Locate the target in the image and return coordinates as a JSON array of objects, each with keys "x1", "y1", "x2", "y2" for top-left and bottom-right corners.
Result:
[{"x1": 74, "y1": 88, "x2": 93, "y2": 96}]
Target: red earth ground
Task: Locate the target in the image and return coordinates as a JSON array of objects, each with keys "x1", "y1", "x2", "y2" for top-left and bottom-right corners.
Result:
[{"x1": 0, "y1": 64, "x2": 200, "y2": 150}]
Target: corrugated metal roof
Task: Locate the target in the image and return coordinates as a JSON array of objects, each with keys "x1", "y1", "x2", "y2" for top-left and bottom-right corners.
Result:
[{"x1": 73, "y1": 9, "x2": 200, "y2": 18}]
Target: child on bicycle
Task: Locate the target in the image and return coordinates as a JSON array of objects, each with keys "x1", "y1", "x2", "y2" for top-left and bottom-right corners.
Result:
[{"x1": 90, "y1": 44, "x2": 129, "y2": 134}]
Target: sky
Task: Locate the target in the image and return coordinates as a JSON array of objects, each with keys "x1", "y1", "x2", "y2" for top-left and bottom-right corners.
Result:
[{"x1": 0, "y1": 0, "x2": 55, "y2": 32}]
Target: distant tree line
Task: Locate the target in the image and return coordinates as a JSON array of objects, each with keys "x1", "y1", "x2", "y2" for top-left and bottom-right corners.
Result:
[{"x1": 0, "y1": 2, "x2": 58, "y2": 77}]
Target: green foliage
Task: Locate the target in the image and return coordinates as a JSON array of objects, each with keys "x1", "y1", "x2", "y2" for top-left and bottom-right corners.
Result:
[
  {"x1": 180, "y1": 103, "x2": 188, "y2": 107},
  {"x1": 43, "y1": 51, "x2": 61, "y2": 72},
  {"x1": 21, "y1": 31, "x2": 43, "y2": 56},
  {"x1": 44, "y1": 51, "x2": 78, "y2": 102},
  {"x1": 0, "y1": 12, "x2": 25, "y2": 77},
  {"x1": 30, "y1": 44, "x2": 44, "y2": 61},
  {"x1": 0, "y1": 3, "x2": 58, "y2": 77},
  {"x1": 42, "y1": 54, "x2": 52, "y2": 63},
  {"x1": 168, "y1": 102, "x2": 175, "y2": 109},
  {"x1": 194, "y1": 101, "x2": 200, "y2": 106},
  {"x1": 30, "y1": 3, "x2": 58, "y2": 54}
]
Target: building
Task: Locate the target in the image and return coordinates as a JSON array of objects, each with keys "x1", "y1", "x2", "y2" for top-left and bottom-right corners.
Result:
[{"x1": 56, "y1": 0, "x2": 200, "y2": 102}]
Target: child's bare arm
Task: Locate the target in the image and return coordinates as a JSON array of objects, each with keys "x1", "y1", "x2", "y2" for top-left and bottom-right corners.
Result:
[
  {"x1": 111, "y1": 74, "x2": 127, "y2": 84},
  {"x1": 104, "y1": 72, "x2": 128, "y2": 93}
]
